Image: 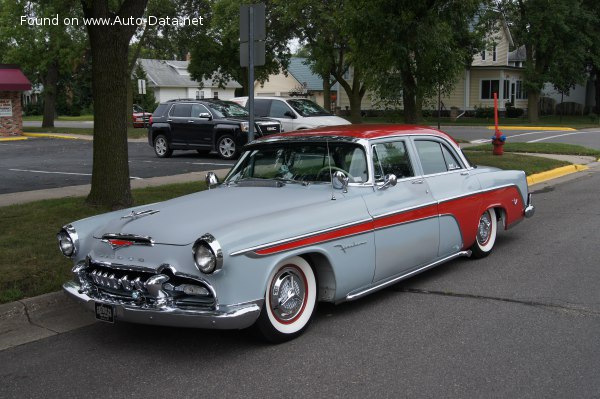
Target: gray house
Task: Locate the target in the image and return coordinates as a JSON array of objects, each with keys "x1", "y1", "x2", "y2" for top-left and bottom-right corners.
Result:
[{"x1": 138, "y1": 59, "x2": 241, "y2": 103}]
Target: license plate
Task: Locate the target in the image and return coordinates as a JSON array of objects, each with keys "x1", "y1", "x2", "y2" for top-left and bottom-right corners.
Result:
[{"x1": 95, "y1": 302, "x2": 115, "y2": 323}]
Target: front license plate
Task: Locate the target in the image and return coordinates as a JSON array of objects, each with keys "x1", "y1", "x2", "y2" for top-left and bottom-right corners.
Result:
[{"x1": 95, "y1": 302, "x2": 115, "y2": 323}]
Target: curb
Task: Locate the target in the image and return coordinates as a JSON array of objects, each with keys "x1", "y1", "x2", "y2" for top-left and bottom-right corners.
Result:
[
  {"x1": 486, "y1": 126, "x2": 576, "y2": 131},
  {"x1": 527, "y1": 164, "x2": 589, "y2": 185},
  {"x1": 0, "y1": 137, "x2": 28, "y2": 142},
  {"x1": 23, "y1": 132, "x2": 84, "y2": 140}
]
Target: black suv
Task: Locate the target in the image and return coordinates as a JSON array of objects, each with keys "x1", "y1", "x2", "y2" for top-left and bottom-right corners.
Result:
[{"x1": 148, "y1": 99, "x2": 282, "y2": 159}]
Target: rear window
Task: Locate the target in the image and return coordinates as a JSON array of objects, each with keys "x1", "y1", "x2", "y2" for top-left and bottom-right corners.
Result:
[
  {"x1": 170, "y1": 104, "x2": 192, "y2": 118},
  {"x1": 252, "y1": 99, "x2": 271, "y2": 117}
]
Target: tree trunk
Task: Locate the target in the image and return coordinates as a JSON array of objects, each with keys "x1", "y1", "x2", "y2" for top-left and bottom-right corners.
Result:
[
  {"x1": 322, "y1": 76, "x2": 331, "y2": 111},
  {"x1": 527, "y1": 91, "x2": 540, "y2": 123},
  {"x1": 594, "y1": 70, "x2": 600, "y2": 114},
  {"x1": 349, "y1": 92, "x2": 362, "y2": 123},
  {"x1": 402, "y1": 72, "x2": 418, "y2": 124},
  {"x1": 83, "y1": 0, "x2": 148, "y2": 209},
  {"x1": 42, "y1": 61, "x2": 59, "y2": 128},
  {"x1": 127, "y1": 79, "x2": 134, "y2": 128}
]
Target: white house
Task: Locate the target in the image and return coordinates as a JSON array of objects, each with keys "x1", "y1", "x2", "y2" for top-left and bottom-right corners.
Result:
[{"x1": 138, "y1": 59, "x2": 241, "y2": 103}]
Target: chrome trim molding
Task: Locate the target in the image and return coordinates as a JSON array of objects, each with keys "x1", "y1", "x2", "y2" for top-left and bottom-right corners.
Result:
[
  {"x1": 120, "y1": 209, "x2": 160, "y2": 220},
  {"x1": 524, "y1": 193, "x2": 535, "y2": 218},
  {"x1": 58, "y1": 224, "x2": 79, "y2": 258},
  {"x1": 193, "y1": 233, "x2": 224, "y2": 273},
  {"x1": 346, "y1": 250, "x2": 472, "y2": 301}
]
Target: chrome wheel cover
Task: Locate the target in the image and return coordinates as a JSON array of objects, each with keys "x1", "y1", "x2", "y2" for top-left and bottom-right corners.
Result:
[
  {"x1": 155, "y1": 137, "x2": 167, "y2": 156},
  {"x1": 477, "y1": 210, "x2": 493, "y2": 246},
  {"x1": 269, "y1": 266, "x2": 307, "y2": 323},
  {"x1": 218, "y1": 137, "x2": 235, "y2": 158}
]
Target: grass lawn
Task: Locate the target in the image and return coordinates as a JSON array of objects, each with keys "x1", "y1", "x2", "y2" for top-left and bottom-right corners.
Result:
[
  {"x1": 465, "y1": 142, "x2": 600, "y2": 157},
  {"x1": 22, "y1": 114, "x2": 94, "y2": 122},
  {"x1": 0, "y1": 182, "x2": 203, "y2": 304},
  {"x1": 23, "y1": 126, "x2": 148, "y2": 139},
  {"x1": 0, "y1": 150, "x2": 578, "y2": 304}
]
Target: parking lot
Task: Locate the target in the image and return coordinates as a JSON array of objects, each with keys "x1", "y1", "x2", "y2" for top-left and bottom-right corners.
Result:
[{"x1": 0, "y1": 137, "x2": 235, "y2": 194}]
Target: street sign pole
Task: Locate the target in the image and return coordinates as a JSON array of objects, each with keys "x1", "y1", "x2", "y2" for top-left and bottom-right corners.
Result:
[{"x1": 248, "y1": 6, "x2": 254, "y2": 142}]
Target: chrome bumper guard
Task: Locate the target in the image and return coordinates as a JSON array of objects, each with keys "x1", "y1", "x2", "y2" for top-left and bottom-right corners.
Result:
[
  {"x1": 524, "y1": 193, "x2": 535, "y2": 218},
  {"x1": 63, "y1": 281, "x2": 262, "y2": 330}
]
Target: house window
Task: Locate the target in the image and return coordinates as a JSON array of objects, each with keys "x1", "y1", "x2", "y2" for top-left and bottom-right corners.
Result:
[
  {"x1": 481, "y1": 50, "x2": 486, "y2": 61},
  {"x1": 481, "y1": 80, "x2": 499, "y2": 99},
  {"x1": 200, "y1": 91, "x2": 205, "y2": 99},
  {"x1": 196, "y1": 90, "x2": 200, "y2": 99},
  {"x1": 492, "y1": 45, "x2": 497, "y2": 62},
  {"x1": 213, "y1": 91, "x2": 218, "y2": 99},
  {"x1": 503, "y1": 80, "x2": 510, "y2": 100},
  {"x1": 515, "y1": 81, "x2": 527, "y2": 99}
]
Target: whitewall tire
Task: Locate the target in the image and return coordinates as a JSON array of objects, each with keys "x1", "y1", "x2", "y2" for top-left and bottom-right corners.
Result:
[{"x1": 471, "y1": 208, "x2": 497, "y2": 258}]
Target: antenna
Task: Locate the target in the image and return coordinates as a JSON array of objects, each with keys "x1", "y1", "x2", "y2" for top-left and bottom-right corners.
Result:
[{"x1": 327, "y1": 140, "x2": 335, "y2": 200}]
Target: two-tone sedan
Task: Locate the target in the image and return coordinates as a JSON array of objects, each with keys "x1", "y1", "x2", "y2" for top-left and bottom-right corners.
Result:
[{"x1": 57, "y1": 125, "x2": 534, "y2": 342}]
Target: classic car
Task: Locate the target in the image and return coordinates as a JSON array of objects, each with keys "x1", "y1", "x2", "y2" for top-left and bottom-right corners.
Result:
[{"x1": 57, "y1": 125, "x2": 534, "y2": 342}]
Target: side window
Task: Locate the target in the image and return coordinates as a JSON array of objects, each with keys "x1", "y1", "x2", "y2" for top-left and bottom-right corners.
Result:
[
  {"x1": 191, "y1": 103, "x2": 210, "y2": 117},
  {"x1": 253, "y1": 99, "x2": 271, "y2": 117},
  {"x1": 372, "y1": 141, "x2": 414, "y2": 181},
  {"x1": 415, "y1": 140, "x2": 462, "y2": 175},
  {"x1": 170, "y1": 104, "x2": 192, "y2": 118},
  {"x1": 269, "y1": 100, "x2": 294, "y2": 118}
]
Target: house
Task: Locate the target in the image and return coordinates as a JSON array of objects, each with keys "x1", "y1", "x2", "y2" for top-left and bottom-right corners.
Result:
[
  {"x1": 138, "y1": 59, "x2": 241, "y2": 103},
  {"x1": 0, "y1": 64, "x2": 32, "y2": 136},
  {"x1": 254, "y1": 57, "x2": 338, "y2": 109}
]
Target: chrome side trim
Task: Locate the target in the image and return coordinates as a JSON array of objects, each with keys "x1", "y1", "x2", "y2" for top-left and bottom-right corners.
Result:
[
  {"x1": 345, "y1": 250, "x2": 472, "y2": 301},
  {"x1": 121, "y1": 209, "x2": 160, "y2": 220},
  {"x1": 524, "y1": 193, "x2": 535, "y2": 218},
  {"x1": 371, "y1": 201, "x2": 438, "y2": 220},
  {"x1": 229, "y1": 217, "x2": 373, "y2": 256}
]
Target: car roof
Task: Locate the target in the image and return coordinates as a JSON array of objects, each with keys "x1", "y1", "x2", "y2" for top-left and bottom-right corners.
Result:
[{"x1": 259, "y1": 124, "x2": 458, "y2": 143}]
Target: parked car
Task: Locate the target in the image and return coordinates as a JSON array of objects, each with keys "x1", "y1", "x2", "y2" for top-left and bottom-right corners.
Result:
[
  {"x1": 147, "y1": 99, "x2": 282, "y2": 159},
  {"x1": 58, "y1": 125, "x2": 534, "y2": 342},
  {"x1": 232, "y1": 96, "x2": 350, "y2": 132},
  {"x1": 132, "y1": 104, "x2": 151, "y2": 128}
]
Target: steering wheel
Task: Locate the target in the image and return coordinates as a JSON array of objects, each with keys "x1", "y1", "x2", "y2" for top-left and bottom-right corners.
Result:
[{"x1": 316, "y1": 166, "x2": 354, "y2": 181}]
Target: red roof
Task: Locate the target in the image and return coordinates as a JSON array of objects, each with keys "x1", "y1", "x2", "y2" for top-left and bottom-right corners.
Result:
[
  {"x1": 271, "y1": 124, "x2": 457, "y2": 143},
  {"x1": 0, "y1": 65, "x2": 32, "y2": 91}
]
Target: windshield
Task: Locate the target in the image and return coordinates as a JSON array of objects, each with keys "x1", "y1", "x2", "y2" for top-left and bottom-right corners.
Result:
[
  {"x1": 287, "y1": 99, "x2": 331, "y2": 117},
  {"x1": 206, "y1": 101, "x2": 249, "y2": 118},
  {"x1": 225, "y1": 142, "x2": 368, "y2": 184}
]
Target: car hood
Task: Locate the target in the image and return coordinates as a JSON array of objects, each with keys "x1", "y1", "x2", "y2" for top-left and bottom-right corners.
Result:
[
  {"x1": 298, "y1": 115, "x2": 351, "y2": 127},
  {"x1": 90, "y1": 185, "x2": 365, "y2": 248}
]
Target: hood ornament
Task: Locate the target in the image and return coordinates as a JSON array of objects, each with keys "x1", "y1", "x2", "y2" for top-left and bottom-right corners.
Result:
[
  {"x1": 121, "y1": 209, "x2": 160, "y2": 220},
  {"x1": 101, "y1": 233, "x2": 154, "y2": 250}
]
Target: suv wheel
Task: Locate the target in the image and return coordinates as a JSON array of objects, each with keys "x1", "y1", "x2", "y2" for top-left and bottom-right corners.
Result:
[
  {"x1": 154, "y1": 135, "x2": 173, "y2": 158},
  {"x1": 217, "y1": 135, "x2": 237, "y2": 160}
]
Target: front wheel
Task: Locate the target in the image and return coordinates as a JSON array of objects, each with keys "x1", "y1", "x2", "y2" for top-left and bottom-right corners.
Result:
[
  {"x1": 255, "y1": 256, "x2": 317, "y2": 343},
  {"x1": 216, "y1": 135, "x2": 237, "y2": 160},
  {"x1": 470, "y1": 208, "x2": 497, "y2": 258},
  {"x1": 154, "y1": 135, "x2": 173, "y2": 158}
]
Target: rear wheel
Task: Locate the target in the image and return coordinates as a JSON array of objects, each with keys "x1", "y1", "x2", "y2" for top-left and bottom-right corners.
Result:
[
  {"x1": 154, "y1": 135, "x2": 172, "y2": 158},
  {"x1": 255, "y1": 256, "x2": 317, "y2": 343},
  {"x1": 470, "y1": 208, "x2": 497, "y2": 258},
  {"x1": 216, "y1": 135, "x2": 237, "y2": 160}
]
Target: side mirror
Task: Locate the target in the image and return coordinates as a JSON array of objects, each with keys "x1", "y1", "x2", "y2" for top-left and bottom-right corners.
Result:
[
  {"x1": 378, "y1": 174, "x2": 397, "y2": 190},
  {"x1": 199, "y1": 112, "x2": 212, "y2": 120},
  {"x1": 332, "y1": 170, "x2": 349, "y2": 193},
  {"x1": 205, "y1": 172, "x2": 218, "y2": 189},
  {"x1": 284, "y1": 111, "x2": 296, "y2": 119}
]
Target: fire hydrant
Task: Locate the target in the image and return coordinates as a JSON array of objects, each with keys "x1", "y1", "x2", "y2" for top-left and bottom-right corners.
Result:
[{"x1": 492, "y1": 132, "x2": 506, "y2": 156}]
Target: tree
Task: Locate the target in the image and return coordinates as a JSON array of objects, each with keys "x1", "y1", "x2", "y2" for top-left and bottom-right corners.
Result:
[
  {"x1": 499, "y1": 0, "x2": 592, "y2": 122},
  {"x1": 187, "y1": 0, "x2": 295, "y2": 95},
  {"x1": 282, "y1": 0, "x2": 368, "y2": 123},
  {"x1": 350, "y1": 0, "x2": 484, "y2": 123},
  {"x1": 81, "y1": 0, "x2": 148, "y2": 209},
  {"x1": 0, "y1": 0, "x2": 87, "y2": 126}
]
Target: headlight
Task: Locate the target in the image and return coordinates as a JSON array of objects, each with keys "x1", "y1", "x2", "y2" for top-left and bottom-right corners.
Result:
[
  {"x1": 192, "y1": 234, "x2": 223, "y2": 274},
  {"x1": 57, "y1": 225, "x2": 78, "y2": 257},
  {"x1": 240, "y1": 121, "x2": 249, "y2": 132}
]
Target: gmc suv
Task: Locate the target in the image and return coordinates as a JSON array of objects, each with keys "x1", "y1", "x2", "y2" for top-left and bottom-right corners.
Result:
[{"x1": 148, "y1": 99, "x2": 282, "y2": 159}]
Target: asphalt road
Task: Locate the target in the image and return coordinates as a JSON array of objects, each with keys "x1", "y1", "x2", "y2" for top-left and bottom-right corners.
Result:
[
  {"x1": 0, "y1": 138, "x2": 235, "y2": 194},
  {"x1": 1, "y1": 168, "x2": 599, "y2": 398}
]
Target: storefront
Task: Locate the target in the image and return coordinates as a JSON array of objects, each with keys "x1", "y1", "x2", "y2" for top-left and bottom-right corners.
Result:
[{"x1": 0, "y1": 65, "x2": 32, "y2": 136}]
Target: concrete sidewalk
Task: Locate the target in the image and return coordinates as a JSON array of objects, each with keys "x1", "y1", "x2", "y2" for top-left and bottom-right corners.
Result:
[{"x1": 0, "y1": 154, "x2": 599, "y2": 352}]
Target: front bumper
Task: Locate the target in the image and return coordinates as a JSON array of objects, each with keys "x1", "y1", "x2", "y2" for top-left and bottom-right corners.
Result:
[
  {"x1": 63, "y1": 281, "x2": 263, "y2": 330},
  {"x1": 524, "y1": 193, "x2": 535, "y2": 218}
]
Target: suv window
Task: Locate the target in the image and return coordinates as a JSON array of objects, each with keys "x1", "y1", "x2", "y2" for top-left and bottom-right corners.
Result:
[
  {"x1": 253, "y1": 99, "x2": 271, "y2": 117},
  {"x1": 171, "y1": 104, "x2": 192, "y2": 118},
  {"x1": 270, "y1": 100, "x2": 294, "y2": 118},
  {"x1": 372, "y1": 141, "x2": 414, "y2": 181},
  {"x1": 153, "y1": 104, "x2": 169, "y2": 117},
  {"x1": 415, "y1": 140, "x2": 462, "y2": 175},
  {"x1": 191, "y1": 103, "x2": 211, "y2": 117}
]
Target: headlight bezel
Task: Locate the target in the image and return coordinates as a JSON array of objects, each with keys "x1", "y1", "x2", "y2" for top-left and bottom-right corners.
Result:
[
  {"x1": 57, "y1": 224, "x2": 79, "y2": 258},
  {"x1": 192, "y1": 233, "x2": 223, "y2": 274}
]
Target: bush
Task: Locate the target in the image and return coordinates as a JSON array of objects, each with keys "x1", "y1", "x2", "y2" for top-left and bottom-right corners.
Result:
[
  {"x1": 474, "y1": 106, "x2": 494, "y2": 118},
  {"x1": 506, "y1": 107, "x2": 524, "y2": 118}
]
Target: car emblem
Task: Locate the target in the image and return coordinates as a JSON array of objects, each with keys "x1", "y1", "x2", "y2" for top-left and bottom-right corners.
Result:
[
  {"x1": 104, "y1": 239, "x2": 134, "y2": 250},
  {"x1": 512, "y1": 198, "x2": 519, "y2": 205}
]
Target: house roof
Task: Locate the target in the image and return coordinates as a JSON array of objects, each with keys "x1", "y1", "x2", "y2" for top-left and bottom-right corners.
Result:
[
  {"x1": 287, "y1": 57, "x2": 326, "y2": 91},
  {"x1": 138, "y1": 59, "x2": 241, "y2": 89},
  {"x1": 0, "y1": 65, "x2": 32, "y2": 91},
  {"x1": 508, "y1": 45, "x2": 526, "y2": 62}
]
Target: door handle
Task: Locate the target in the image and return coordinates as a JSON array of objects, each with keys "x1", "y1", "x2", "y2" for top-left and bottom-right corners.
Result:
[
  {"x1": 460, "y1": 171, "x2": 469, "y2": 176},
  {"x1": 167, "y1": 119, "x2": 172, "y2": 122},
  {"x1": 412, "y1": 180, "x2": 424, "y2": 184},
  {"x1": 188, "y1": 120, "x2": 195, "y2": 123}
]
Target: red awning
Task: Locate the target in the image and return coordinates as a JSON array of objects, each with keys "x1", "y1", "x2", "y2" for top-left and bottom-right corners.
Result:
[{"x1": 0, "y1": 65, "x2": 32, "y2": 91}]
